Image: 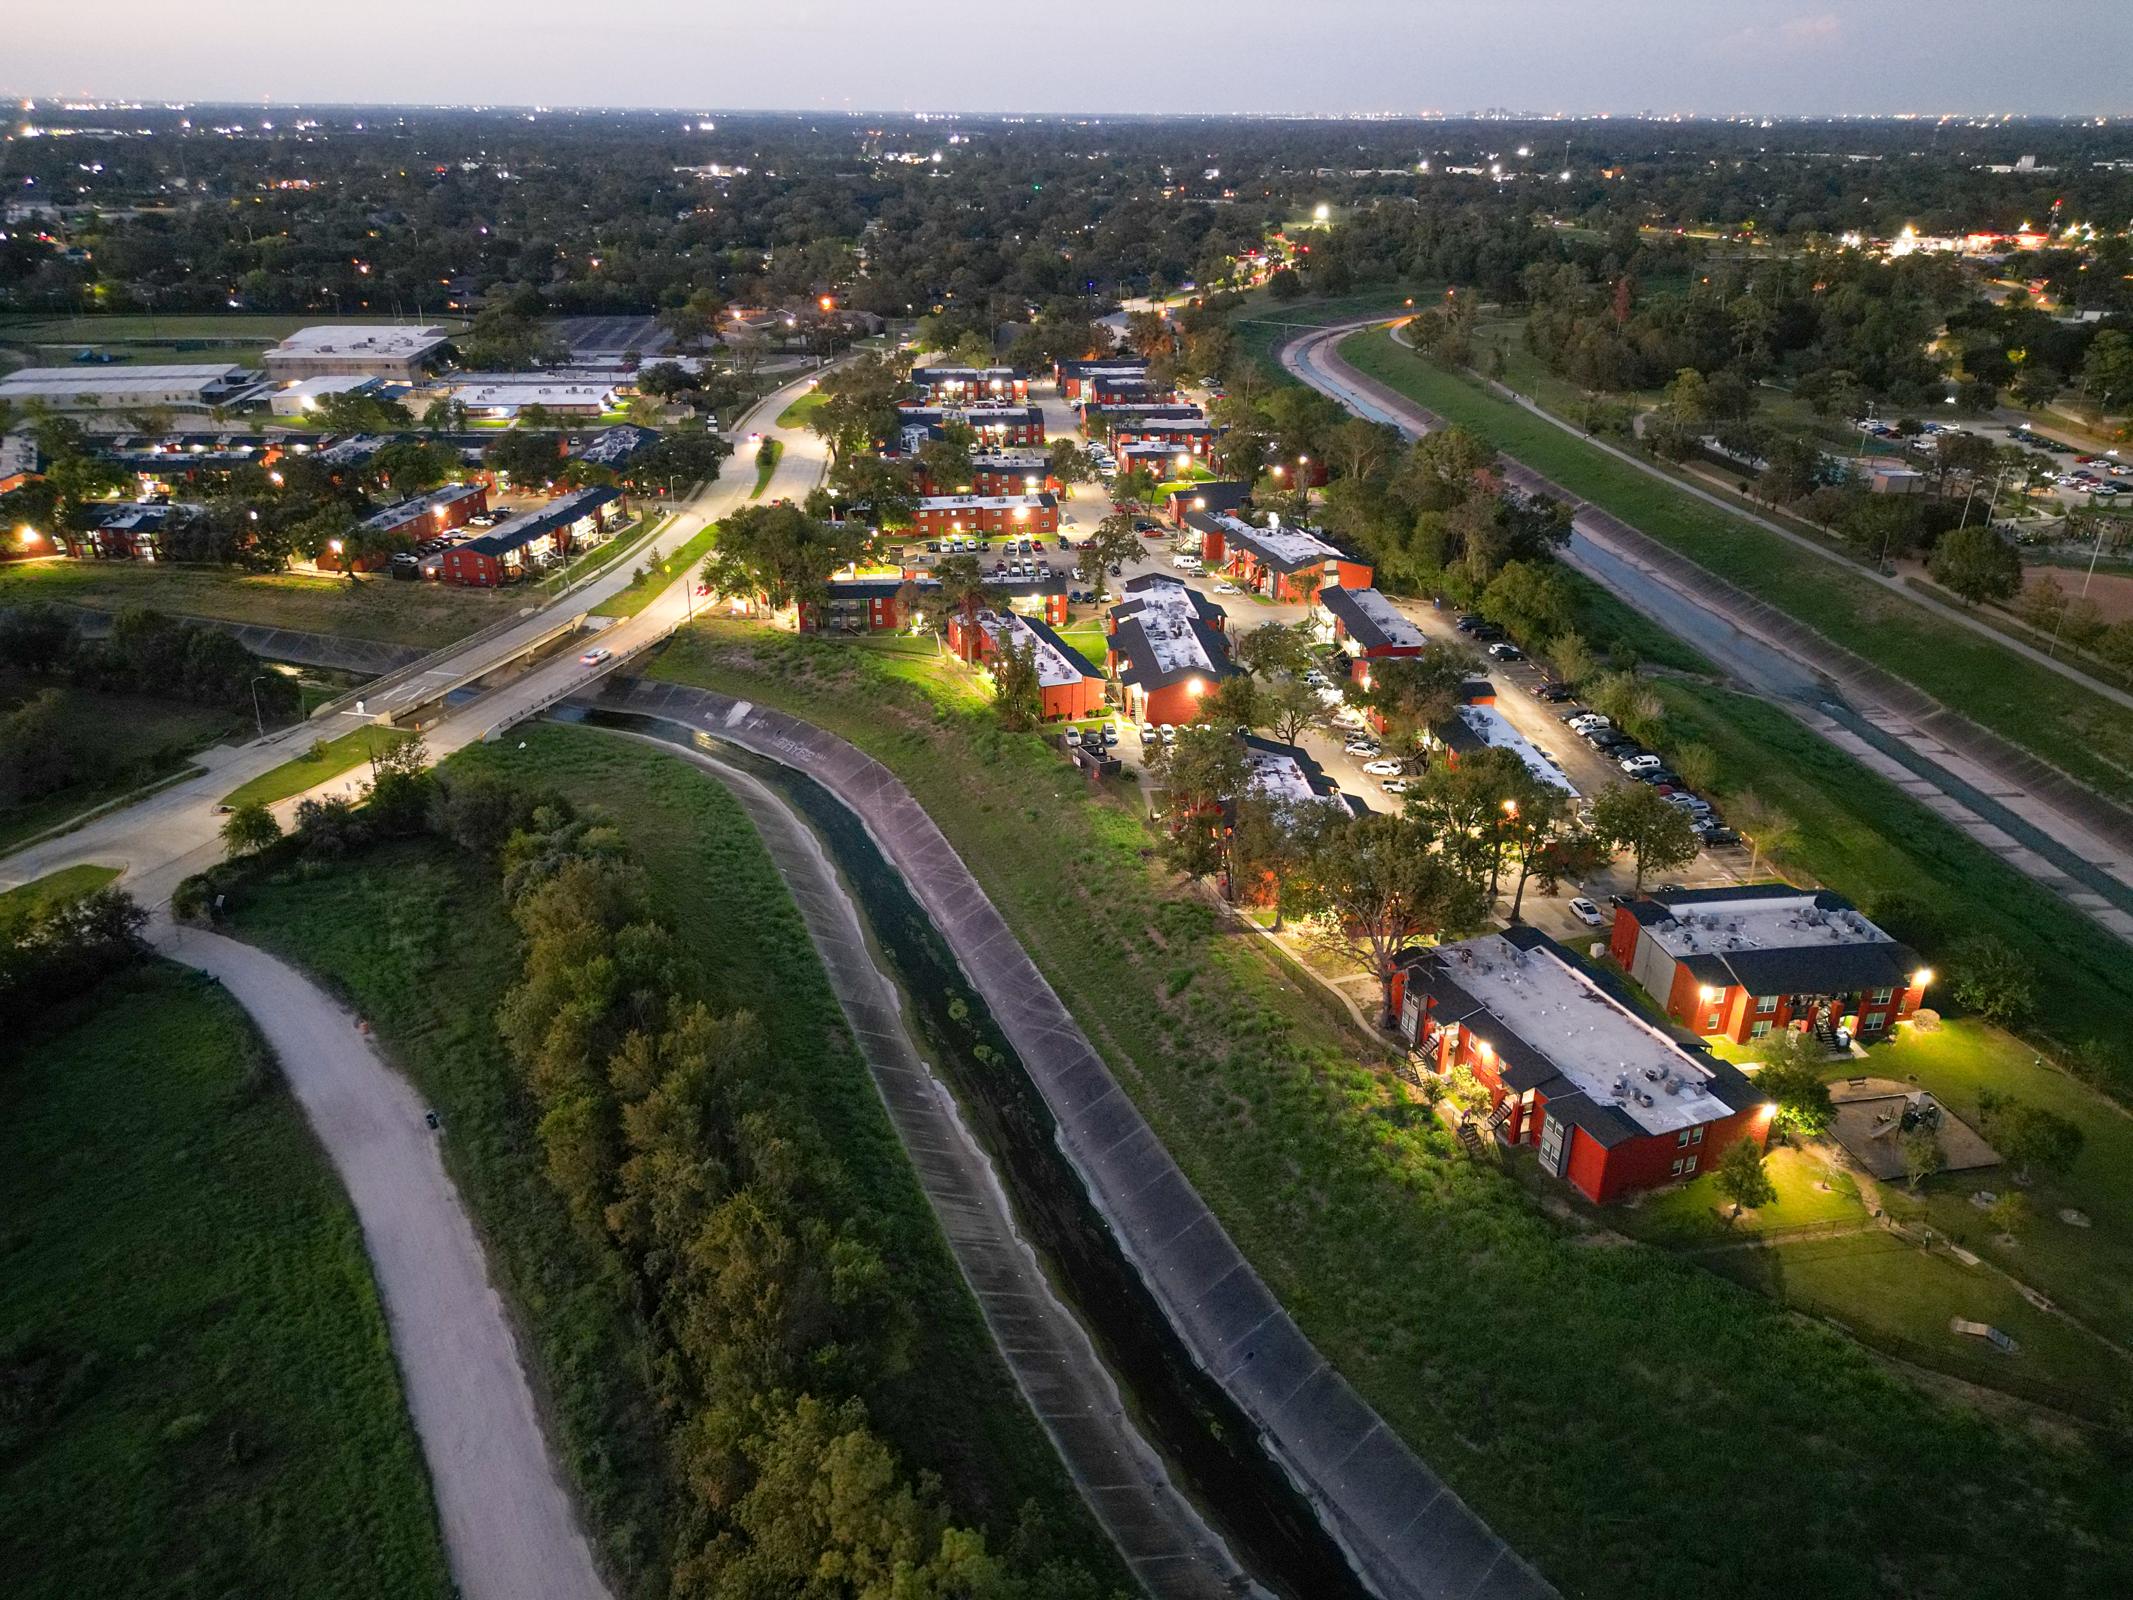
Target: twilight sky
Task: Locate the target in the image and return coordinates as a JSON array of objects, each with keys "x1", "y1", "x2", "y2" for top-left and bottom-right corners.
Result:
[{"x1": 10, "y1": 1, "x2": 2128, "y2": 117}]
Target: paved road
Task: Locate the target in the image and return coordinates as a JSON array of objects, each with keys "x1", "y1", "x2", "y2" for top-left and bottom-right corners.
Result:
[
  {"x1": 607, "y1": 678, "x2": 1556, "y2": 1600},
  {"x1": 156, "y1": 921, "x2": 610, "y2": 1600},
  {"x1": 0, "y1": 361, "x2": 836, "y2": 906},
  {"x1": 627, "y1": 731, "x2": 1264, "y2": 1600},
  {"x1": 1281, "y1": 320, "x2": 2133, "y2": 943}
]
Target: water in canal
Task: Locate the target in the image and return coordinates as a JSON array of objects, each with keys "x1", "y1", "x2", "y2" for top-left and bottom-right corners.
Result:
[{"x1": 582, "y1": 709, "x2": 1372, "y2": 1600}]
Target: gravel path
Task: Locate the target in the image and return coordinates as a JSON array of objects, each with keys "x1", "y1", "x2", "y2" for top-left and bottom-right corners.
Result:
[{"x1": 156, "y1": 922, "x2": 612, "y2": 1600}]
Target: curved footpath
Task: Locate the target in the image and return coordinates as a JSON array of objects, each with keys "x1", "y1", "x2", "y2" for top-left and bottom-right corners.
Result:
[
  {"x1": 155, "y1": 920, "x2": 612, "y2": 1600},
  {"x1": 1284, "y1": 322, "x2": 2133, "y2": 944},
  {"x1": 616, "y1": 730, "x2": 1262, "y2": 1600},
  {"x1": 603, "y1": 678, "x2": 1555, "y2": 1600}
]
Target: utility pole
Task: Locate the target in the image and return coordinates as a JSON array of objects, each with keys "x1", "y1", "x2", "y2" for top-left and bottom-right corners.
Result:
[{"x1": 248, "y1": 675, "x2": 268, "y2": 737}]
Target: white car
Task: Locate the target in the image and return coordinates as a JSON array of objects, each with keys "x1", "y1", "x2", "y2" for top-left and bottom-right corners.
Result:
[
  {"x1": 1363, "y1": 759, "x2": 1405, "y2": 776},
  {"x1": 1619, "y1": 753, "x2": 1662, "y2": 774},
  {"x1": 578, "y1": 647, "x2": 613, "y2": 666},
  {"x1": 1567, "y1": 713, "x2": 1610, "y2": 731},
  {"x1": 1344, "y1": 738, "x2": 1380, "y2": 757},
  {"x1": 1381, "y1": 778, "x2": 1410, "y2": 796},
  {"x1": 1568, "y1": 897, "x2": 1608, "y2": 928},
  {"x1": 1171, "y1": 554, "x2": 1202, "y2": 571},
  {"x1": 1213, "y1": 581, "x2": 1240, "y2": 594}
]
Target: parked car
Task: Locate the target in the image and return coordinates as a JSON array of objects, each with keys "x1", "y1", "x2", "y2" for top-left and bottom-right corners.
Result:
[
  {"x1": 1568, "y1": 897, "x2": 1608, "y2": 928},
  {"x1": 1532, "y1": 681, "x2": 1573, "y2": 702},
  {"x1": 1454, "y1": 614, "x2": 1486, "y2": 633},
  {"x1": 1139, "y1": 723, "x2": 1158, "y2": 747},
  {"x1": 1172, "y1": 554, "x2": 1202, "y2": 571},
  {"x1": 1362, "y1": 759, "x2": 1405, "y2": 776},
  {"x1": 1619, "y1": 753, "x2": 1662, "y2": 774},
  {"x1": 1487, "y1": 642, "x2": 1524, "y2": 661},
  {"x1": 1344, "y1": 738, "x2": 1380, "y2": 757},
  {"x1": 1381, "y1": 778, "x2": 1410, "y2": 795},
  {"x1": 1567, "y1": 712, "x2": 1610, "y2": 731},
  {"x1": 1213, "y1": 581, "x2": 1240, "y2": 594},
  {"x1": 1102, "y1": 723, "x2": 1119, "y2": 747}
]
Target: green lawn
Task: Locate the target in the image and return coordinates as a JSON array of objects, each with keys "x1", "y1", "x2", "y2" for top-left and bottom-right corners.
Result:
[
  {"x1": 750, "y1": 439, "x2": 783, "y2": 497},
  {"x1": 1617, "y1": 1144, "x2": 1868, "y2": 1247},
  {"x1": 588, "y1": 522, "x2": 719, "y2": 620},
  {"x1": 1339, "y1": 328, "x2": 2133, "y2": 807},
  {"x1": 221, "y1": 730, "x2": 1122, "y2": 1595},
  {"x1": 1, "y1": 964, "x2": 449, "y2": 1600},
  {"x1": 1649, "y1": 679, "x2": 2133, "y2": 1059},
  {"x1": 220, "y1": 724, "x2": 412, "y2": 808},
  {"x1": 0, "y1": 672, "x2": 236, "y2": 852},
  {"x1": 774, "y1": 390, "x2": 826, "y2": 429},
  {"x1": 646, "y1": 617, "x2": 2127, "y2": 1600},
  {"x1": 0, "y1": 312, "x2": 468, "y2": 344},
  {"x1": 1865, "y1": 1022, "x2": 2133, "y2": 1342},
  {"x1": 0, "y1": 862, "x2": 120, "y2": 932},
  {"x1": 0, "y1": 560, "x2": 509, "y2": 651}
]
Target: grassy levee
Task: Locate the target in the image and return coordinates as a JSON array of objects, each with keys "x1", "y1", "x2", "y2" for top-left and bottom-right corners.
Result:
[
  {"x1": 645, "y1": 618, "x2": 2128, "y2": 1600},
  {"x1": 1337, "y1": 327, "x2": 2133, "y2": 807},
  {"x1": 223, "y1": 726, "x2": 1123, "y2": 1595},
  {"x1": 0, "y1": 560, "x2": 510, "y2": 651},
  {"x1": 1, "y1": 964, "x2": 450, "y2": 1600},
  {"x1": 590, "y1": 523, "x2": 718, "y2": 620}
]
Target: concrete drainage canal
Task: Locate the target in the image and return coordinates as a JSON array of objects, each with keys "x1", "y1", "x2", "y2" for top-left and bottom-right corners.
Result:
[{"x1": 576, "y1": 708, "x2": 1374, "y2": 1600}]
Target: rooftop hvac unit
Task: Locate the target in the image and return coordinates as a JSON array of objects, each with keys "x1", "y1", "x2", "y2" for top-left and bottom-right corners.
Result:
[{"x1": 1664, "y1": 1077, "x2": 1682, "y2": 1096}]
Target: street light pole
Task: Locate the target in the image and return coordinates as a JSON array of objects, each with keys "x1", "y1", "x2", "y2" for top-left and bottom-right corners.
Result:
[{"x1": 248, "y1": 675, "x2": 267, "y2": 737}]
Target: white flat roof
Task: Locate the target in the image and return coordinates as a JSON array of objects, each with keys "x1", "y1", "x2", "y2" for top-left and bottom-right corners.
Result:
[
  {"x1": 279, "y1": 374, "x2": 378, "y2": 399},
  {"x1": 981, "y1": 612, "x2": 1090, "y2": 688},
  {"x1": 1456, "y1": 704, "x2": 1578, "y2": 797},
  {"x1": 1443, "y1": 934, "x2": 1733, "y2": 1135},
  {"x1": 919, "y1": 493, "x2": 1049, "y2": 511},
  {"x1": 1328, "y1": 586, "x2": 1425, "y2": 647},
  {"x1": 1118, "y1": 580, "x2": 1217, "y2": 676},
  {"x1": 453, "y1": 382, "x2": 615, "y2": 408},
  {"x1": 1245, "y1": 746, "x2": 1324, "y2": 805},
  {"x1": 0, "y1": 364, "x2": 241, "y2": 394},
  {"x1": 1643, "y1": 892, "x2": 1895, "y2": 962},
  {"x1": 1215, "y1": 512, "x2": 1342, "y2": 567},
  {"x1": 270, "y1": 324, "x2": 448, "y2": 359}
]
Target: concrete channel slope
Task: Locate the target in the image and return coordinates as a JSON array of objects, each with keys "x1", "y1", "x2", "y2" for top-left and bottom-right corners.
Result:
[
  {"x1": 605, "y1": 678, "x2": 1555, "y2": 1600},
  {"x1": 618, "y1": 730, "x2": 1264, "y2": 1600},
  {"x1": 158, "y1": 923, "x2": 612, "y2": 1600}
]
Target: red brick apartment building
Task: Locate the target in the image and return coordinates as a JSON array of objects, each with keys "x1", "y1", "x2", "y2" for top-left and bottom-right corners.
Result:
[
  {"x1": 797, "y1": 576, "x2": 937, "y2": 634},
  {"x1": 1188, "y1": 512, "x2": 1373, "y2": 601},
  {"x1": 911, "y1": 366, "x2": 1029, "y2": 403},
  {"x1": 915, "y1": 451, "x2": 1057, "y2": 497},
  {"x1": 1106, "y1": 575, "x2": 1236, "y2": 726},
  {"x1": 1609, "y1": 885, "x2": 1931, "y2": 1047},
  {"x1": 947, "y1": 609, "x2": 1107, "y2": 720},
  {"x1": 439, "y1": 485, "x2": 623, "y2": 586},
  {"x1": 1165, "y1": 480, "x2": 1252, "y2": 527},
  {"x1": 1317, "y1": 585, "x2": 1426, "y2": 664},
  {"x1": 1110, "y1": 417, "x2": 1215, "y2": 457},
  {"x1": 896, "y1": 404, "x2": 1046, "y2": 447},
  {"x1": 319, "y1": 482, "x2": 489, "y2": 572},
  {"x1": 912, "y1": 492, "x2": 1059, "y2": 538},
  {"x1": 1055, "y1": 357, "x2": 1148, "y2": 402},
  {"x1": 1393, "y1": 929, "x2": 1770, "y2": 1204}
]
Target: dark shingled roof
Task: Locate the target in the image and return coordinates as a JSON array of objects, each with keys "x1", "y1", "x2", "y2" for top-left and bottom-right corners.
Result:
[{"x1": 462, "y1": 485, "x2": 619, "y2": 557}]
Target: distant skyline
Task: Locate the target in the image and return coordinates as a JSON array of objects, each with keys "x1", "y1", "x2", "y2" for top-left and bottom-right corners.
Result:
[{"x1": 10, "y1": 1, "x2": 2130, "y2": 119}]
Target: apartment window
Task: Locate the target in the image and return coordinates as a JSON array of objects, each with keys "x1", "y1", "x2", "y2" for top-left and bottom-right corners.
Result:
[
  {"x1": 1756, "y1": 994, "x2": 1779, "y2": 1015},
  {"x1": 1677, "y1": 1128, "x2": 1692, "y2": 1148},
  {"x1": 1670, "y1": 1157, "x2": 1685, "y2": 1177},
  {"x1": 1750, "y1": 1021, "x2": 1773, "y2": 1040},
  {"x1": 1691, "y1": 1125, "x2": 1704, "y2": 1145},
  {"x1": 1870, "y1": 987, "x2": 1895, "y2": 1006},
  {"x1": 1705, "y1": 1012, "x2": 1722, "y2": 1032},
  {"x1": 1683, "y1": 1154, "x2": 1698, "y2": 1175}
]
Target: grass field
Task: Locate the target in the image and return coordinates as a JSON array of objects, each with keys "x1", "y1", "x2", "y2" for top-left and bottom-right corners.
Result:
[
  {"x1": 1230, "y1": 291, "x2": 1422, "y2": 378},
  {"x1": 0, "y1": 312, "x2": 470, "y2": 343},
  {"x1": 222, "y1": 728, "x2": 1121, "y2": 1594},
  {"x1": 220, "y1": 724, "x2": 412, "y2": 809},
  {"x1": 0, "y1": 671, "x2": 236, "y2": 851},
  {"x1": 0, "y1": 863, "x2": 119, "y2": 931},
  {"x1": 589, "y1": 523, "x2": 717, "y2": 619},
  {"x1": 0, "y1": 560, "x2": 510, "y2": 651},
  {"x1": 646, "y1": 616, "x2": 2128, "y2": 1600},
  {"x1": 1, "y1": 964, "x2": 449, "y2": 1600},
  {"x1": 1338, "y1": 327, "x2": 2133, "y2": 806},
  {"x1": 774, "y1": 390, "x2": 826, "y2": 429}
]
